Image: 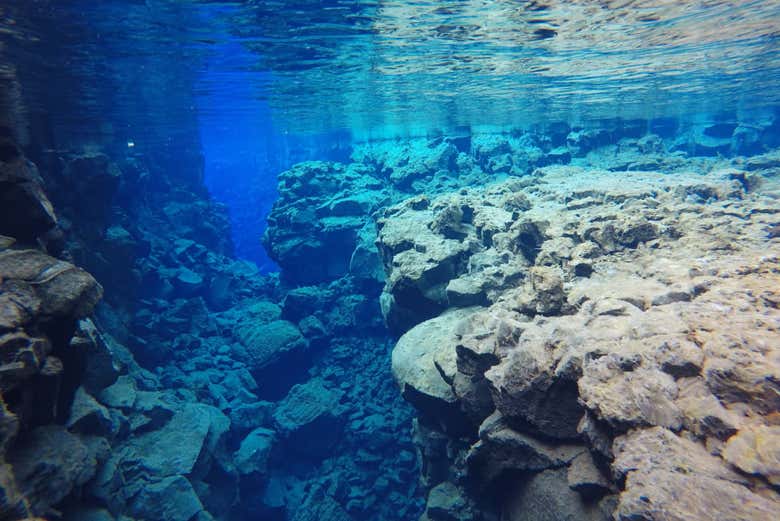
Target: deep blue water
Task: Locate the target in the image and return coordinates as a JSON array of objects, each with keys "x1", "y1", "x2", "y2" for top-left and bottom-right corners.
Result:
[{"x1": 1, "y1": 1, "x2": 780, "y2": 521}]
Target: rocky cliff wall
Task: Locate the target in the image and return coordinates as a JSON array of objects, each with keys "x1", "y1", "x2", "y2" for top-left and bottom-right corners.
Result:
[{"x1": 0, "y1": 131, "x2": 106, "y2": 520}]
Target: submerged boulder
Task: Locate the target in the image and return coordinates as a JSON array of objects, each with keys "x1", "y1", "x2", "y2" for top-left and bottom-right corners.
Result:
[
  {"x1": 234, "y1": 318, "x2": 308, "y2": 374},
  {"x1": 273, "y1": 378, "x2": 346, "y2": 456},
  {"x1": 391, "y1": 308, "x2": 481, "y2": 434},
  {"x1": 8, "y1": 425, "x2": 100, "y2": 516}
]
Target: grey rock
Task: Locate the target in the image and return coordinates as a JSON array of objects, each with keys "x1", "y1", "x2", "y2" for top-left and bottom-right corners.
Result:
[
  {"x1": 487, "y1": 349, "x2": 584, "y2": 440},
  {"x1": 274, "y1": 378, "x2": 345, "y2": 455},
  {"x1": 468, "y1": 411, "x2": 584, "y2": 485},
  {"x1": 67, "y1": 386, "x2": 113, "y2": 435},
  {"x1": 129, "y1": 476, "x2": 204, "y2": 521},
  {"x1": 73, "y1": 319, "x2": 121, "y2": 393},
  {"x1": 235, "y1": 427, "x2": 275, "y2": 475},
  {"x1": 92, "y1": 402, "x2": 229, "y2": 504},
  {"x1": 425, "y1": 481, "x2": 476, "y2": 521},
  {"x1": 566, "y1": 451, "x2": 612, "y2": 499},
  {"x1": 8, "y1": 425, "x2": 98, "y2": 515},
  {"x1": 235, "y1": 319, "x2": 308, "y2": 373},
  {"x1": 229, "y1": 401, "x2": 274, "y2": 433},
  {"x1": 0, "y1": 152, "x2": 57, "y2": 242},
  {"x1": 98, "y1": 375, "x2": 138, "y2": 409},
  {"x1": 502, "y1": 468, "x2": 611, "y2": 521}
]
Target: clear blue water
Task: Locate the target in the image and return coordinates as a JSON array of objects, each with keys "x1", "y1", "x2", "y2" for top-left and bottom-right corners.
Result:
[
  {"x1": 3, "y1": 0, "x2": 780, "y2": 267},
  {"x1": 1, "y1": 1, "x2": 779, "y2": 521}
]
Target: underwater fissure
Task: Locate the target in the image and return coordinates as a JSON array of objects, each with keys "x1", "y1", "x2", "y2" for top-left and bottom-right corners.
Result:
[{"x1": 1, "y1": 1, "x2": 780, "y2": 520}]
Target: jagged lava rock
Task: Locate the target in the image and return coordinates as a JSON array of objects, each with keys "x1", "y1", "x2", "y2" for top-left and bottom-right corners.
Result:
[
  {"x1": 386, "y1": 162, "x2": 780, "y2": 520},
  {"x1": 264, "y1": 161, "x2": 388, "y2": 284}
]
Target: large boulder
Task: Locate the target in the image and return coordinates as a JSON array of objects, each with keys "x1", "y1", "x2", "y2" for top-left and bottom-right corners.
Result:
[
  {"x1": 273, "y1": 378, "x2": 345, "y2": 457},
  {"x1": 501, "y1": 468, "x2": 612, "y2": 521},
  {"x1": 0, "y1": 248, "x2": 102, "y2": 324},
  {"x1": 8, "y1": 426, "x2": 100, "y2": 516},
  {"x1": 128, "y1": 475, "x2": 206, "y2": 521},
  {"x1": 91, "y1": 401, "x2": 230, "y2": 511},
  {"x1": 391, "y1": 308, "x2": 481, "y2": 434},
  {"x1": 234, "y1": 318, "x2": 308, "y2": 375},
  {"x1": 234, "y1": 427, "x2": 275, "y2": 475}
]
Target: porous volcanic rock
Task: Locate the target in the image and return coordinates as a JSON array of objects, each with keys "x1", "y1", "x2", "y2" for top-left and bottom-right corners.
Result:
[{"x1": 386, "y1": 160, "x2": 780, "y2": 520}]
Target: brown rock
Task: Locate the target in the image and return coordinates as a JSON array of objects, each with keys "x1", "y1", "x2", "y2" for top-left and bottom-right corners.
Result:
[
  {"x1": 723, "y1": 425, "x2": 780, "y2": 486},
  {"x1": 391, "y1": 308, "x2": 480, "y2": 433},
  {"x1": 610, "y1": 426, "x2": 777, "y2": 521},
  {"x1": 675, "y1": 377, "x2": 741, "y2": 440},
  {"x1": 579, "y1": 358, "x2": 682, "y2": 432}
]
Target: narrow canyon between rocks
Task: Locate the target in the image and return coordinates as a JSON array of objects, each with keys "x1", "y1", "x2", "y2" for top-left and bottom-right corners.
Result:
[{"x1": 1, "y1": 2, "x2": 780, "y2": 521}]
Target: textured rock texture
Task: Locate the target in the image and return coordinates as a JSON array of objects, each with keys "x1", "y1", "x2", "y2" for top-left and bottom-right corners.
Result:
[
  {"x1": 3, "y1": 115, "x2": 780, "y2": 521},
  {"x1": 0, "y1": 134, "x2": 423, "y2": 521},
  {"x1": 0, "y1": 137, "x2": 106, "y2": 520},
  {"x1": 382, "y1": 153, "x2": 780, "y2": 520}
]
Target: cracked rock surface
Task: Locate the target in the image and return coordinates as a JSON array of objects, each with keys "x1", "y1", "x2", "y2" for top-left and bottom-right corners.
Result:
[{"x1": 383, "y1": 158, "x2": 780, "y2": 521}]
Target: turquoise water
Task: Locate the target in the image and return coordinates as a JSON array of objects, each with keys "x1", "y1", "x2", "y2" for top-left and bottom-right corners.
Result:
[
  {"x1": 4, "y1": 1, "x2": 780, "y2": 136},
  {"x1": 1, "y1": 1, "x2": 779, "y2": 521},
  {"x1": 4, "y1": 0, "x2": 778, "y2": 259}
]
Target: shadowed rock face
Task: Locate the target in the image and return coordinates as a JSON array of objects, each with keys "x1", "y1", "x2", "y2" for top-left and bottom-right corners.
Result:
[
  {"x1": 0, "y1": 140, "x2": 105, "y2": 519},
  {"x1": 0, "y1": 133, "x2": 426, "y2": 521},
  {"x1": 0, "y1": 147, "x2": 57, "y2": 242}
]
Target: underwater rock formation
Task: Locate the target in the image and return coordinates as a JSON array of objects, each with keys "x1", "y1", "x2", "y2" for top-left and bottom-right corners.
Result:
[
  {"x1": 0, "y1": 138, "x2": 106, "y2": 519},
  {"x1": 382, "y1": 158, "x2": 780, "y2": 520},
  {"x1": 1, "y1": 127, "x2": 425, "y2": 521},
  {"x1": 260, "y1": 126, "x2": 780, "y2": 520},
  {"x1": 263, "y1": 161, "x2": 389, "y2": 285},
  {"x1": 62, "y1": 153, "x2": 422, "y2": 521},
  {"x1": 3, "y1": 115, "x2": 780, "y2": 521}
]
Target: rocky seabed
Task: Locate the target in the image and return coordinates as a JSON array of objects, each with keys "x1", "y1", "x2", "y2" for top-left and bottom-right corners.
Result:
[{"x1": 1, "y1": 121, "x2": 779, "y2": 521}]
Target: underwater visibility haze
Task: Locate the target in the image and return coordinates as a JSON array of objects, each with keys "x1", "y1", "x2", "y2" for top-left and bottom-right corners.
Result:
[{"x1": 1, "y1": 1, "x2": 780, "y2": 521}]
